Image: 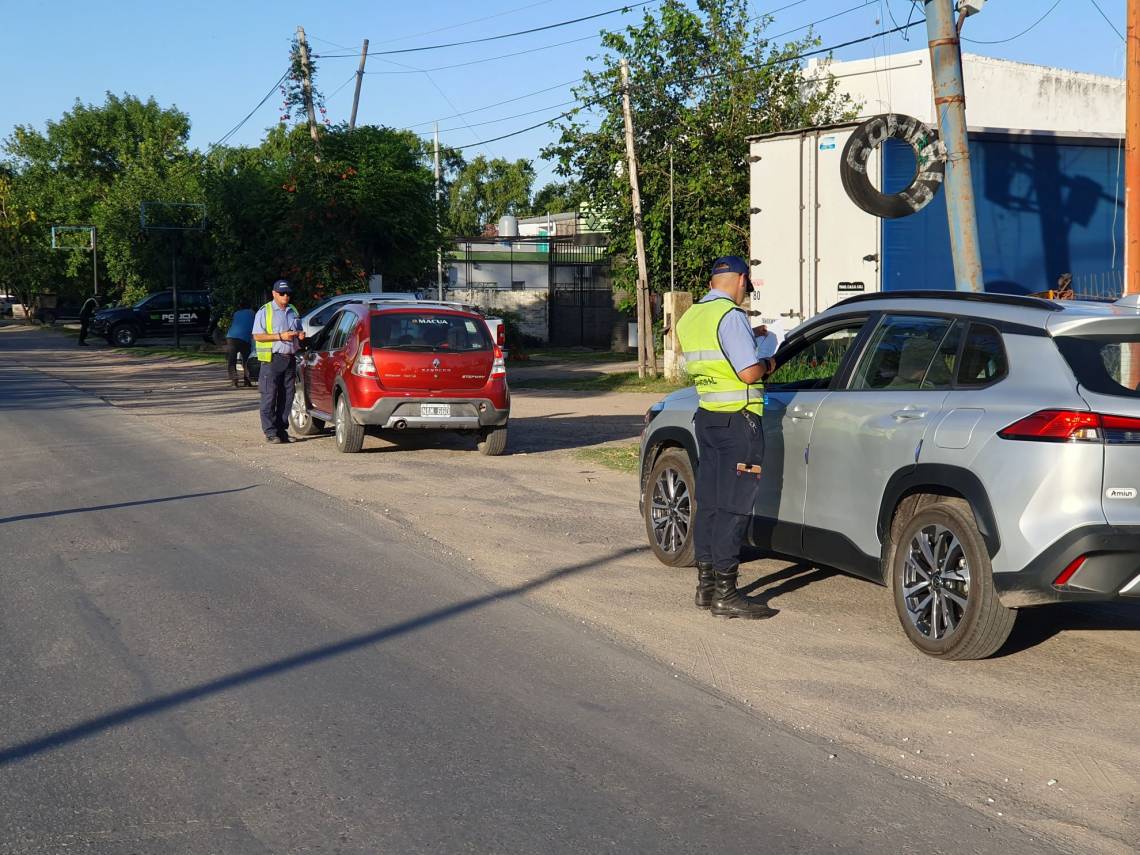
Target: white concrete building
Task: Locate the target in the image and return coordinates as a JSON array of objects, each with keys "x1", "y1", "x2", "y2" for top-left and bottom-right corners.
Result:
[{"x1": 809, "y1": 49, "x2": 1123, "y2": 135}]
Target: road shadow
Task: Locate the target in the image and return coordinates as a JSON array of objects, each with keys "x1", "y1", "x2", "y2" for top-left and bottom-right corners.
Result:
[
  {"x1": 0, "y1": 544, "x2": 643, "y2": 767},
  {"x1": 995, "y1": 601, "x2": 1140, "y2": 657},
  {"x1": 0, "y1": 486, "x2": 258, "y2": 526},
  {"x1": 738, "y1": 560, "x2": 840, "y2": 603}
]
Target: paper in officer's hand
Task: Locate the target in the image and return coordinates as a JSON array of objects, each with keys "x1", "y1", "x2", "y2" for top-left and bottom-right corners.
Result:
[{"x1": 754, "y1": 318, "x2": 785, "y2": 359}]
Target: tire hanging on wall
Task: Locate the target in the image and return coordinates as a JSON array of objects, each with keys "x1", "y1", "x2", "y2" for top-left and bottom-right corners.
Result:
[{"x1": 840, "y1": 114, "x2": 947, "y2": 219}]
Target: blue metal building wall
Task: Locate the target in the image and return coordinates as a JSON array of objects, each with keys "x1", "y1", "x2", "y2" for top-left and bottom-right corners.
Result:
[{"x1": 881, "y1": 135, "x2": 1124, "y2": 295}]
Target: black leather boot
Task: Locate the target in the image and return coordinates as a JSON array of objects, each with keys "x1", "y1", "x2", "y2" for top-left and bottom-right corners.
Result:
[
  {"x1": 710, "y1": 569, "x2": 778, "y2": 620},
  {"x1": 695, "y1": 562, "x2": 715, "y2": 609}
]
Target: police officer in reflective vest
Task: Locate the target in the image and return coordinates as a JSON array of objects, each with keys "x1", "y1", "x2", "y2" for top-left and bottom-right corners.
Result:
[
  {"x1": 676, "y1": 257, "x2": 778, "y2": 619},
  {"x1": 252, "y1": 279, "x2": 305, "y2": 443}
]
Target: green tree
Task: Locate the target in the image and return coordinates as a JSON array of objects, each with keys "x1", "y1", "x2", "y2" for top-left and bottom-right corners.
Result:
[
  {"x1": 529, "y1": 180, "x2": 585, "y2": 216},
  {"x1": 542, "y1": 0, "x2": 854, "y2": 298},
  {"x1": 206, "y1": 124, "x2": 438, "y2": 310},
  {"x1": 3, "y1": 93, "x2": 201, "y2": 304},
  {"x1": 448, "y1": 155, "x2": 535, "y2": 236}
]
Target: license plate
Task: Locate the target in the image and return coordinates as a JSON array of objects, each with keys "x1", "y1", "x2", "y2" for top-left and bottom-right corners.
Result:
[{"x1": 421, "y1": 403, "x2": 451, "y2": 418}]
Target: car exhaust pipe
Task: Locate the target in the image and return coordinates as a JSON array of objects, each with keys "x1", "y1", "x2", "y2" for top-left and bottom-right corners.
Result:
[{"x1": 394, "y1": 419, "x2": 407, "y2": 430}]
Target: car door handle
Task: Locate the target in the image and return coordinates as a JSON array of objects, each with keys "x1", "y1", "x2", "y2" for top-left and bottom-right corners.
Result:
[
  {"x1": 789, "y1": 407, "x2": 815, "y2": 420},
  {"x1": 892, "y1": 408, "x2": 928, "y2": 421}
]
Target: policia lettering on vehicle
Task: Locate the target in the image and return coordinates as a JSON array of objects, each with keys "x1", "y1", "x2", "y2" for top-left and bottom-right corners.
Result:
[
  {"x1": 676, "y1": 256, "x2": 779, "y2": 620},
  {"x1": 252, "y1": 280, "x2": 305, "y2": 443}
]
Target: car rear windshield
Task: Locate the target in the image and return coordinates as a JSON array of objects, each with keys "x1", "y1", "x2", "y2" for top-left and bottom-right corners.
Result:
[
  {"x1": 1055, "y1": 334, "x2": 1140, "y2": 398},
  {"x1": 370, "y1": 313, "x2": 492, "y2": 352}
]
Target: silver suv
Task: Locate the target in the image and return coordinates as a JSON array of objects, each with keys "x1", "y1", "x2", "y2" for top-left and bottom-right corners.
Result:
[{"x1": 639, "y1": 291, "x2": 1140, "y2": 659}]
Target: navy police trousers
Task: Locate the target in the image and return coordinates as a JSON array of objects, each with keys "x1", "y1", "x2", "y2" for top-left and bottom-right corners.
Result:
[{"x1": 693, "y1": 408, "x2": 765, "y2": 573}]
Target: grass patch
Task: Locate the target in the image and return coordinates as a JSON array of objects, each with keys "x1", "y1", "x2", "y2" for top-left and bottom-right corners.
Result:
[
  {"x1": 523, "y1": 349, "x2": 638, "y2": 364},
  {"x1": 574, "y1": 443, "x2": 640, "y2": 474},
  {"x1": 513, "y1": 370, "x2": 686, "y2": 394}
]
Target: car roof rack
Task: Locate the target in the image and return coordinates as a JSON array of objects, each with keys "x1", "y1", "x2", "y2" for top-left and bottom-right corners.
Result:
[
  {"x1": 833, "y1": 290, "x2": 1063, "y2": 312},
  {"x1": 366, "y1": 299, "x2": 486, "y2": 314}
]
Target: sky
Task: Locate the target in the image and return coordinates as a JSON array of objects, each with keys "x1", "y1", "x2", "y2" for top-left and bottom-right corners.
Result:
[{"x1": 4, "y1": 0, "x2": 1128, "y2": 186}]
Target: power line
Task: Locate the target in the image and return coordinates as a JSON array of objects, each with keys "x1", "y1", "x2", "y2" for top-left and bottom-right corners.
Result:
[
  {"x1": 391, "y1": 1, "x2": 862, "y2": 131},
  {"x1": 406, "y1": 79, "x2": 583, "y2": 128},
  {"x1": 370, "y1": 0, "x2": 559, "y2": 46},
  {"x1": 430, "y1": 100, "x2": 577, "y2": 135},
  {"x1": 960, "y1": 0, "x2": 1065, "y2": 45},
  {"x1": 315, "y1": 1, "x2": 658, "y2": 58},
  {"x1": 209, "y1": 68, "x2": 290, "y2": 151},
  {"x1": 1087, "y1": 0, "x2": 1124, "y2": 41},
  {"x1": 363, "y1": 33, "x2": 601, "y2": 75},
  {"x1": 449, "y1": 18, "x2": 926, "y2": 150},
  {"x1": 765, "y1": 0, "x2": 881, "y2": 43}
]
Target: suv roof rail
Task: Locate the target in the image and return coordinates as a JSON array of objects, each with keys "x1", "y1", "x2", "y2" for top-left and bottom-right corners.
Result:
[
  {"x1": 367, "y1": 298, "x2": 486, "y2": 314},
  {"x1": 834, "y1": 290, "x2": 1063, "y2": 312}
]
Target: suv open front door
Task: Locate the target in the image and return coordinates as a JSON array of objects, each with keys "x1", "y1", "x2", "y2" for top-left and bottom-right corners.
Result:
[{"x1": 751, "y1": 317, "x2": 870, "y2": 558}]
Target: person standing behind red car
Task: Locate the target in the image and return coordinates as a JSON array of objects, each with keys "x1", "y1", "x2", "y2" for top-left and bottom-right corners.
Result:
[{"x1": 252, "y1": 280, "x2": 305, "y2": 443}]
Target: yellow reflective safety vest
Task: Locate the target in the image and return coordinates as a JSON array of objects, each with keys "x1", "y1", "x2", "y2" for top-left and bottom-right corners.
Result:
[
  {"x1": 676, "y1": 297, "x2": 764, "y2": 415},
  {"x1": 254, "y1": 301, "x2": 300, "y2": 362}
]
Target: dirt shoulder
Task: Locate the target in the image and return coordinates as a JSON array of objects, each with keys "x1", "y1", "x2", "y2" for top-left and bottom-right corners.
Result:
[{"x1": 7, "y1": 324, "x2": 1138, "y2": 854}]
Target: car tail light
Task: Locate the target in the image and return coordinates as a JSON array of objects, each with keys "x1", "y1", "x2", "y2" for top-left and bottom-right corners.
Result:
[
  {"x1": 352, "y1": 342, "x2": 377, "y2": 378},
  {"x1": 496, "y1": 323, "x2": 505, "y2": 347},
  {"x1": 998, "y1": 410, "x2": 1104, "y2": 442},
  {"x1": 491, "y1": 345, "x2": 506, "y2": 379},
  {"x1": 1053, "y1": 555, "x2": 1086, "y2": 588}
]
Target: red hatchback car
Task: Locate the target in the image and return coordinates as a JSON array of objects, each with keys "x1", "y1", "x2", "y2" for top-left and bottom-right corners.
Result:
[{"x1": 290, "y1": 301, "x2": 510, "y2": 455}]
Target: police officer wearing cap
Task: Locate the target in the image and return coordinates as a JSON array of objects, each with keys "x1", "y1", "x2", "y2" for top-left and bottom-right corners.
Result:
[
  {"x1": 252, "y1": 280, "x2": 305, "y2": 443},
  {"x1": 676, "y1": 256, "x2": 778, "y2": 619}
]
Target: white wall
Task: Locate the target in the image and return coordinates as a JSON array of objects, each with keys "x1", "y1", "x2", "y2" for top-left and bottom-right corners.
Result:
[
  {"x1": 810, "y1": 50, "x2": 1123, "y2": 135},
  {"x1": 453, "y1": 261, "x2": 548, "y2": 291}
]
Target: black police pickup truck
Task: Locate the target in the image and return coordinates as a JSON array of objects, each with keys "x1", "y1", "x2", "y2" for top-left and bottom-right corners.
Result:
[{"x1": 90, "y1": 290, "x2": 212, "y2": 346}]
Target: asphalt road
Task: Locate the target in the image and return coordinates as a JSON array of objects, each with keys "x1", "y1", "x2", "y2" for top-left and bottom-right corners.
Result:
[{"x1": 0, "y1": 358, "x2": 1054, "y2": 854}]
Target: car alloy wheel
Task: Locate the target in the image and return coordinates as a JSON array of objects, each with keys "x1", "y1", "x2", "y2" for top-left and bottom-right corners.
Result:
[
  {"x1": 651, "y1": 466, "x2": 691, "y2": 556},
  {"x1": 901, "y1": 523, "x2": 971, "y2": 641}
]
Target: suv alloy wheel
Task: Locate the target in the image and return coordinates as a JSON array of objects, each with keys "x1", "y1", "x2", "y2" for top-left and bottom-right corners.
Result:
[
  {"x1": 334, "y1": 393, "x2": 365, "y2": 453},
  {"x1": 290, "y1": 388, "x2": 325, "y2": 437},
  {"x1": 643, "y1": 448, "x2": 696, "y2": 567},
  {"x1": 888, "y1": 498, "x2": 1016, "y2": 660}
]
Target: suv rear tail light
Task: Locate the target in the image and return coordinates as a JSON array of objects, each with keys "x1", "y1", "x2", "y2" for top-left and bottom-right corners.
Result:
[
  {"x1": 997, "y1": 409, "x2": 1140, "y2": 444},
  {"x1": 352, "y1": 342, "x2": 377, "y2": 378},
  {"x1": 491, "y1": 345, "x2": 506, "y2": 379},
  {"x1": 496, "y1": 324, "x2": 505, "y2": 347},
  {"x1": 998, "y1": 410, "x2": 1102, "y2": 442}
]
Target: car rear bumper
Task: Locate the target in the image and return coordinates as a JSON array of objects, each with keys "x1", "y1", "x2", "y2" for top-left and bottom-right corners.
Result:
[
  {"x1": 995, "y1": 525, "x2": 1140, "y2": 607},
  {"x1": 351, "y1": 397, "x2": 509, "y2": 430}
]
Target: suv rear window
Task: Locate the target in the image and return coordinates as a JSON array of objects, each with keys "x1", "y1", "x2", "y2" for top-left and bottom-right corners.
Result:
[
  {"x1": 371, "y1": 313, "x2": 492, "y2": 352},
  {"x1": 1056, "y1": 335, "x2": 1140, "y2": 398}
]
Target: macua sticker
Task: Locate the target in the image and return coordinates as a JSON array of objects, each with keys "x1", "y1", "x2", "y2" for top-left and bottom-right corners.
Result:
[{"x1": 1105, "y1": 487, "x2": 1137, "y2": 499}]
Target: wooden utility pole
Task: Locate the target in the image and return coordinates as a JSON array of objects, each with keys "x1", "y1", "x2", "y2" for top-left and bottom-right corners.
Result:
[
  {"x1": 1125, "y1": 1, "x2": 1140, "y2": 387},
  {"x1": 296, "y1": 26, "x2": 320, "y2": 145},
  {"x1": 435, "y1": 122, "x2": 444, "y2": 301},
  {"x1": 349, "y1": 38, "x2": 369, "y2": 130},
  {"x1": 1127, "y1": 1, "x2": 1140, "y2": 297},
  {"x1": 620, "y1": 59, "x2": 657, "y2": 378}
]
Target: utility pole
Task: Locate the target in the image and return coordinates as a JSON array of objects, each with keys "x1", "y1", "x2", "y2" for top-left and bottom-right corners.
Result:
[
  {"x1": 91, "y1": 227, "x2": 98, "y2": 297},
  {"x1": 669, "y1": 145, "x2": 675, "y2": 293},
  {"x1": 620, "y1": 58, "x2": 657, "y2": 378},
  {"x1": 924, "y1": 0, "x2": 983, "y2": 292},
  {"x1": 1126, "y1": 1, "x2": 1140, "y2": 297},
  {"x1": 349, "y1": 38, "x2": 369, "y2": 130},
  {"x1": 1125, "y1": 0, "x2": 1140, "y2": 388},
  {"x1": 296, "y1": 26, "x2": 320, "y2": 145},
  {"x1": 435, "y1": 123, "x2": 444, "y2": 301}
]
